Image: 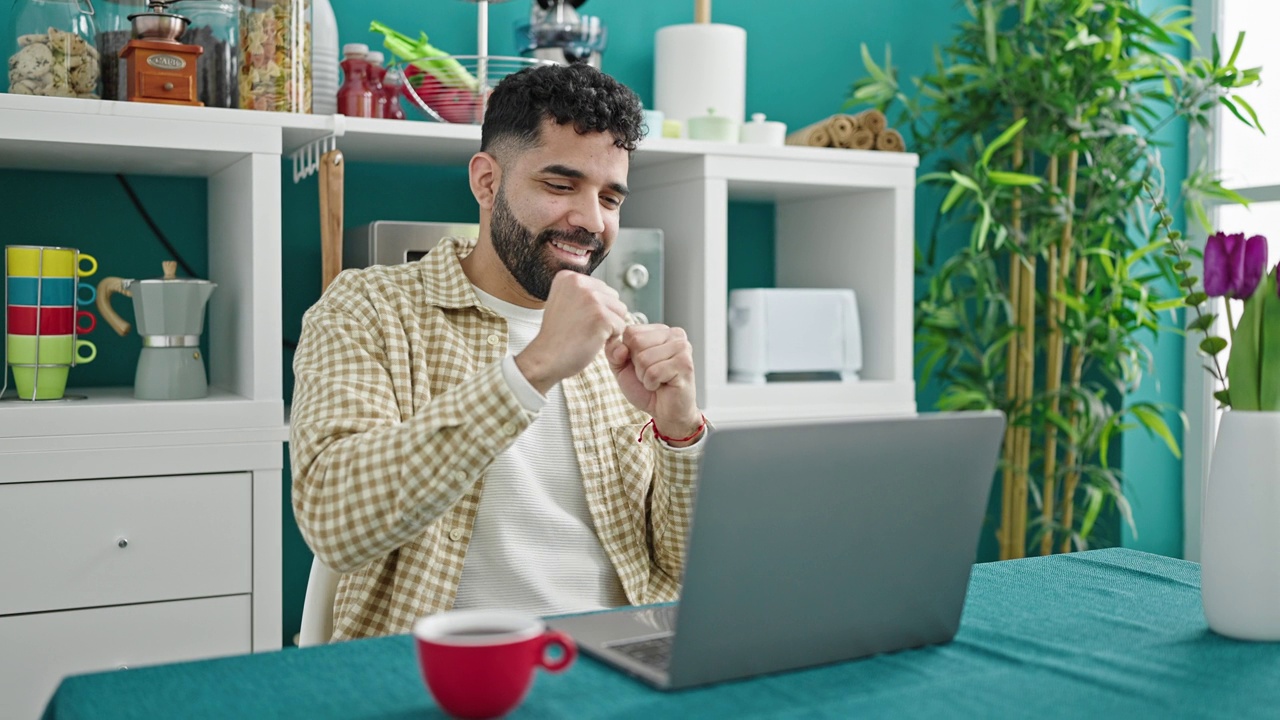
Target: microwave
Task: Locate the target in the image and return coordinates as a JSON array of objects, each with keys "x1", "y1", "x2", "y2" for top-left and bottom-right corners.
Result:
[{"x1": 344, "y1": 221, "x2": 664, "y2": 323}]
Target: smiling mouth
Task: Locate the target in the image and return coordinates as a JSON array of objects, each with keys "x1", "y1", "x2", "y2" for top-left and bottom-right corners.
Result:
[{"x1": 548, "y1": 239, "x2": 594, "y2": 263}]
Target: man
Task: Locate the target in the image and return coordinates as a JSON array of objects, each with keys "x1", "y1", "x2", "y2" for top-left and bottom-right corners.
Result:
[{"x1": 290, "y1": 63, "x2": 707, "y2": 641}]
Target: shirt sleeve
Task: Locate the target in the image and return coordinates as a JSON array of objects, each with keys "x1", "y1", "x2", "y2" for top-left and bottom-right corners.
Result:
[
  {"x1": 501, "y1": 352, "x2": 549, "y2": 412},
  {"x1": 644, "y1": 430, "x2": 705, "y2": 597},
  {"x1": 289, "y1": 278, "x2": 538, "y2": 574}
]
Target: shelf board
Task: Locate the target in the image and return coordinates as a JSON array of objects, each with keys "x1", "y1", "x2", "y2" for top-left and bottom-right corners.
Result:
[
  {"x1": 0, "y1": 386, "x2": 282, "y2": 441},
  {"x1": 0, "y1": 95, "x2": 920, "y2": 178},
  {"x1": 0, "y1": 95, "x2": 287, "y2": 176}
]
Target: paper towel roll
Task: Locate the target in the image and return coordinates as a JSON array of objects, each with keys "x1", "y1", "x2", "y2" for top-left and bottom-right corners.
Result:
[{"x1": 654, "y1": 23, "x2": 747, "y2": 124}]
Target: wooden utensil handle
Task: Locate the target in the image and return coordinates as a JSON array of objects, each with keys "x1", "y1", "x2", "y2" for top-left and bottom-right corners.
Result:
[
  {"x1": 319, "y1": 149, "x2": 345, "y2": 292},
  {"x1": 695, "y1": 0, "x2": 711, "y2": 23}
]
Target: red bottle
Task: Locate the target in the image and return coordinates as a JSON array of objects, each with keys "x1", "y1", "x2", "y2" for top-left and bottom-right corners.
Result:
[
  {"x1": 382, "y1": 67, "x2": 407, "y2": 121},
  {"x1": 337, "y1": 43, "x2": 375, "y2": 118},
  {"x1": 366, "y1": 51, "x2": 390, "y2": 120}
]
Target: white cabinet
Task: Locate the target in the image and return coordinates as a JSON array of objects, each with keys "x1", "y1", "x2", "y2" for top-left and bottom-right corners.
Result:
[
  {"x1": 0, "y1": 595, "x2": 252, "y2": 720},
  {"x1": 0, "y1": 94, "x2": 286, "y2": 719}
]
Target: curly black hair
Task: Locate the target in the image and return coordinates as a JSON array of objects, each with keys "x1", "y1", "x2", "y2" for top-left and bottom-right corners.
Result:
[{"x1": 481, "y1": 63, "x2": 644, "y2": 158}]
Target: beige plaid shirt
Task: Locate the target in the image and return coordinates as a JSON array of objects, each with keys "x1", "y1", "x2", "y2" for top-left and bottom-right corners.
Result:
[{"x1": 290, "y1": 236, "x2": 701, "y2": 641}]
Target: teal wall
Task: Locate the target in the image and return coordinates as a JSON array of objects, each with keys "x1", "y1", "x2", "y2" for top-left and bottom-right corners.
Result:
[
  {"x1": 0, "y1": 0, "x2": 1188, "y2": 645},
  {"x1": 1119, "y1": 0, "x2": 1189, "y2": 558}
]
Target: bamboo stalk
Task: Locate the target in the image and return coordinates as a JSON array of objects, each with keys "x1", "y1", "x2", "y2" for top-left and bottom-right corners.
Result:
[
  {"x1": 1000, "y1": 251, "x2": 1020, "y2": 559},
  {"x1": 1059, "y1": 254, "x2": 1089, "y2": 554},
  {"x1": 1039, "y1": 143, "x2": 1079, "y2": 555},
  {"x1": 1012, "y1": 252, "x2": 1035, "y2": 559},
  {"x1": 1008, "y1": 109, "x2": 1035, "y2": 560},
  {"x1": 1000, "y1": 109, "x2": 1027, "y2": 560}
]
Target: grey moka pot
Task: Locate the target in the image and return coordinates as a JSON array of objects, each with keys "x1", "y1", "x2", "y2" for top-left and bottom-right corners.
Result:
[{"x1": 97, "y1": 261, "x2": 217, "y2": 400}]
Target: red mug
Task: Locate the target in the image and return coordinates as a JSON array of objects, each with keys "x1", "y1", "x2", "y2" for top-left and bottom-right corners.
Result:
[
  {"x1": 412, "y1": 610, "x2": 576, "y2": 719},
  {"x1": 7, "y1": 305, "x2": 96, "y2": 336}
]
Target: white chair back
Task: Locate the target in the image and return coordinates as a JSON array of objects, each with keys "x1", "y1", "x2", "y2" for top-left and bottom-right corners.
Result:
[{"x1": 298, "y1": 556, "x2": 341, "y2": 647}]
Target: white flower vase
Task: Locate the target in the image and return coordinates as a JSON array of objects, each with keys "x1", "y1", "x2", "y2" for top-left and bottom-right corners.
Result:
[{"x1": 1201, "y1": 410, "x2": 1280, "y2": 640}]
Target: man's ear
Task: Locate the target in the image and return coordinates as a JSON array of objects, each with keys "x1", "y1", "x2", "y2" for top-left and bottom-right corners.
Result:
[{"x1": 469, "y1": 151, "x2": 501, "y2": 211}]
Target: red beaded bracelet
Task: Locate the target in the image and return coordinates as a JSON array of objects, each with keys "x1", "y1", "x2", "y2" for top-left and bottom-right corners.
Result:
[{"x1": 638, "y1": 414, "x2": 707, "y2": 444}]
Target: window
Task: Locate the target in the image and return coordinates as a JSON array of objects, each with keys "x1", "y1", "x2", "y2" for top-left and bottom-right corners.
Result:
[{"x1": 1184, "y1": 0, "x2": 1280, "y2": 560}]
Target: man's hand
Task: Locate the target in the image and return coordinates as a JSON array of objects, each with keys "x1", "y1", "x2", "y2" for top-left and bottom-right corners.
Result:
[
  {"x1": 516, "y1": 270, "x2": 630, "y2": 395},
  {"x1": 608, "y1": 324, "x2": 702, "y2": 445}
]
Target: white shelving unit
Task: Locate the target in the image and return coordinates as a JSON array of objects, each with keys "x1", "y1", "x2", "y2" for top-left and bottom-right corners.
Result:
[
  {"x1": 0, "y1": 94, "x2": 287, "y2": 719},
  {"x1": 0, "y1": 93, "x2": 916, "y2": 714}
]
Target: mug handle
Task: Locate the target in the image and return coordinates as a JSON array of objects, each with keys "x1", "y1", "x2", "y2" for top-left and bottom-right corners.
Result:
[
  {"x1": 77, "y1": 282, "x2": 97, "y2": 306},
  {"x1": 78, "y1": 253, "x2": 98, "y2": 279},
  {"x1": 536, "y1": 631, "x2": 577, "y2": 673},
  {"x1": 76, "y1": 310, "x2": 97, "y2": 334},
  {"x1": 75, "y1": 340, "x2": 97, "y2": 365}
]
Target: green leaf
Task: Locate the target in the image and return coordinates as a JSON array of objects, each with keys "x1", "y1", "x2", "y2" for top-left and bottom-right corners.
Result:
[
  {"x1": 860, "y1": 43, "x2": 889, "y2": 84},
  {"x1": 1150, "y1": 298, "x2": 1188, "y2": 312},
  {"x1": 1078, "y1": 486, "x2": 1105, "y2": 541},
  {"x1": 940, "y1": 182, "x2": 968, "y2": 214},
  {"x1": 980, "y1": 117, "x2": 1029, "y2": 168},
  {"x1": 1023, "y1": 0, "x2": 1037, "y2": 22},
  {"x1": 1227, "y1": 30, "x2": 1245, "y2": 69},
  {"x1": 1220, "y1": 96, "x2": 1256, "y2": 130},
  {"x1": 1187, "y1": 313, "x2": 1217, "y2": 332},
  {"x1": 1260, "y1": 273, "x2": 1280, "y2": 410},
  {"x1": 1199, "y1": 336, "x2": 1228, "y2": 355},
  {"x1": 1185, "y1": 292, "x2": 1209, "y2": 307},
  {"x1": 987, "y1": 171, "x2": 1042, "y2": 186},
  {"x1": 1179, "y1": 277, "x2": 1199, "y2": 288},
  {"x1": 1234, "y1": 94, "x2": 1264, "y2": 135},
  {"x1": 1214, "y1": 389, "x2": 1232, "y2": 407},
  {"x1": 1044, "y1": 410, "x2": 1077, "y2": 443},
  {"x1": 1131, "y1": 405, "x2": 1182, "y2": 460},
  {"x1": 1227, "y1": 282, "x2": 1265, "y2": 410},
  {"x1": 950, "y1": 171, "x2": 980, "y2": 192}
]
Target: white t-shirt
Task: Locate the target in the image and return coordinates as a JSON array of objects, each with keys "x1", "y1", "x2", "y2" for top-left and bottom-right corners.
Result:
[{"x1": 451, "y1": 286, "x2": 630, "y2": 615}]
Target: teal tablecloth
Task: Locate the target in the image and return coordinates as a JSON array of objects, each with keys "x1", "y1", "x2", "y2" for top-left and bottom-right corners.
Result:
[{"x1": 39, "y1": 549, "x2": 1280, "y2": 719}]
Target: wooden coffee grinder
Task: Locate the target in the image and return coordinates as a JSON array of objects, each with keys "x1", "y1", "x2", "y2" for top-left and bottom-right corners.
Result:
[{"x1": 120, "y1": 0, "x2": 204, "y2": 106}]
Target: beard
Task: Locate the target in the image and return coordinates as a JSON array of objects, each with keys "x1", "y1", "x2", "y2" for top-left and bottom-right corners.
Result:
[{"x1": 490, "y1": 185, "x2": 608, "y2": 301}]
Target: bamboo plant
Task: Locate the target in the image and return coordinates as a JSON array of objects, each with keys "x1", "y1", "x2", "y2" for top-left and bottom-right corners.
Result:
[{"x1": 850, "y1": 0, "x2": 1262, "y2": 558}]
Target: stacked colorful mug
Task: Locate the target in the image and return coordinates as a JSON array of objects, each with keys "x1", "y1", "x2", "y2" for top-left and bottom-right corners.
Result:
[{"x1": 4, "y1": 246, "x2": 99, "y2": 401}]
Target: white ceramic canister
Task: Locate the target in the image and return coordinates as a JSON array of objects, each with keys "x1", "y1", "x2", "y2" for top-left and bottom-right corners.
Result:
[{"x1": 740, "y1": 112, "x2": 787, "y2": 145}]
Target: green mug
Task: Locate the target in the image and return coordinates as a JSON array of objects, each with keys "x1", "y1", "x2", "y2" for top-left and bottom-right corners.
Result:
[
  {"x1": 7, "y1": 334, "x2": 97, "y2": 365},
  {"x1": 9, "y1": 365, "x2": 70, "y2": 400}
]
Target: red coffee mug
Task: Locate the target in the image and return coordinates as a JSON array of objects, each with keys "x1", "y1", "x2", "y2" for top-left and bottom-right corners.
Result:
[
  {"x1": 7, "y1": 305, "x2": 96, "y2": 336},
  {"x1": 412, "y1": 610, "x2": 577, "y2": 720}
]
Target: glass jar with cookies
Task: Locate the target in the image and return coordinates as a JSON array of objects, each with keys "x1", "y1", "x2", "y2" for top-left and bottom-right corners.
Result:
[{"x1": 7, "y1": 0, "x2": 101, "y2": 99}]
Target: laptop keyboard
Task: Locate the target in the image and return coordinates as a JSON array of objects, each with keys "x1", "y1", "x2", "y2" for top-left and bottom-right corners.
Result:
[{"x1": 608, "y1": 635, "x2": 674, "y2": 671}]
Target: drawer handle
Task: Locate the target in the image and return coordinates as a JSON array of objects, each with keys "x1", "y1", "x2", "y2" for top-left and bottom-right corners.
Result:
[
  {"x1": 118, "y1": 665, "x2": 128, "y2": 671},
  {"x1": 163, "y1": 82, "x2": 174, "y2": 91},
  {"x1": 117, "y1": 538, "x2": 128, "y2": 549}
]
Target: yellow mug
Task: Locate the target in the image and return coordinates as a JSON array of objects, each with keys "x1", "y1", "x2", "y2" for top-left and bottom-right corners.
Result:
[{"x1": 5, "y1": 246, "x2": 98, "y2": 279}]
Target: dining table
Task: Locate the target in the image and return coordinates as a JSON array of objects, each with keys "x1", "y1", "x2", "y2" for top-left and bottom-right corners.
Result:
[{"x1": 39, "y1": 548, "x2": 1280, "y2": 719}]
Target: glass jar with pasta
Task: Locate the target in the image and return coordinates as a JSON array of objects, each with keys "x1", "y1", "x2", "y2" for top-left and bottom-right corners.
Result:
[{"x1": 237, "y1": 0, "x2": 310, "y2": 112}]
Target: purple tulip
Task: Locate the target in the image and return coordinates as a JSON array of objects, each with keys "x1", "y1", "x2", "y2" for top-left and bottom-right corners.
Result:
[{"x1": 1204, "y1": 232, "x2": 1268, "y2": 299}]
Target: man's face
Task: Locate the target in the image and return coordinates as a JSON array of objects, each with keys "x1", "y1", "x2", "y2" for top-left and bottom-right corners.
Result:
[{"x1": 489, "y1": 120, "x2": 630, "y2": 301}]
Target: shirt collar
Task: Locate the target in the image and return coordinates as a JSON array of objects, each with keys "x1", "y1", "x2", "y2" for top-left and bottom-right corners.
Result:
[{"x1": 417, "y1": 235, "x2": 483, "y2": 310}]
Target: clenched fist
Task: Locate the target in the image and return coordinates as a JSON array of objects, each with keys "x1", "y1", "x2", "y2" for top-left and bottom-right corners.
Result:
[
  {"x1": 516, "y1": 270, "x2": 629, "y2": 394},
  {"x1": 608, "y1": 324, "x2": 702, "y2": 445}
]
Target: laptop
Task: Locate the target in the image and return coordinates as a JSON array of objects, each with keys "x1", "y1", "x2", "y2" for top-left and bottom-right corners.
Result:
[{"x1": 546, "y1": 411, "x2": 1006, "y2": 690}]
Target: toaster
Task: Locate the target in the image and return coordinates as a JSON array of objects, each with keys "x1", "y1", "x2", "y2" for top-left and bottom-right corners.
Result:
[{"x1": 728, "y1": 288, "x2": 862, "y2": 383}]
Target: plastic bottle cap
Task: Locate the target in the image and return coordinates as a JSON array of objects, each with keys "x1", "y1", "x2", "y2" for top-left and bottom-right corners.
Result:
[
  {"x1": 343, "y1": 43, "x2": 369, "y2": 57},
  {"x1": 751, "y1": 113, "x2": 766, "y2": 123},
  {"x1": 367, "y1": 51, "x2": 385, "y2": 65}
]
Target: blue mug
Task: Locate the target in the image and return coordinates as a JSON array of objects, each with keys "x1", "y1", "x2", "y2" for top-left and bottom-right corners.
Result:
[{"x1": 6, "y1": 277, "x2": 96, "y2": 307}]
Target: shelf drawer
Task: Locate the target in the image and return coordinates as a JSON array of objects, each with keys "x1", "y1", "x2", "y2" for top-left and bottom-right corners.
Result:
[
  {"x1": 0, "y1": 473, "x2": 252, "y2": 615},
  {"x1": 0, "y1": 594, "x2": 251, "y2": 720}
]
